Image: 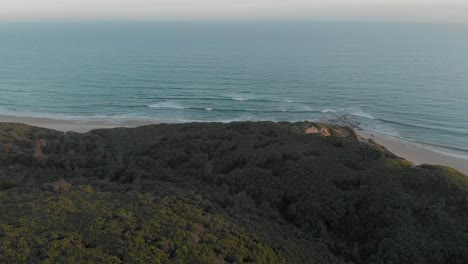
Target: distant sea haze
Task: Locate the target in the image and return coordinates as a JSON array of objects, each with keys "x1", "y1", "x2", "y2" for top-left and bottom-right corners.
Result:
[{"x1": 0, "y1": 21, "x2": 467, "y2": 158}]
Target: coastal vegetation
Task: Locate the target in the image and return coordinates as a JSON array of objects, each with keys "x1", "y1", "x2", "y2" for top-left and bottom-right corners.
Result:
[
  {"x1": 0, "y1": 121, "x2": 467, "y2": 263},
  {"x1": 0, "y1": 186, "x2": 283, "y2": 263}
]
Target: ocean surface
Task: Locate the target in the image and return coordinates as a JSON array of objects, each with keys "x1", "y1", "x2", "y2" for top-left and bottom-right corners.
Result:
[{"x1": 0, "y1": 21, "x2": 467, "y2": 158}]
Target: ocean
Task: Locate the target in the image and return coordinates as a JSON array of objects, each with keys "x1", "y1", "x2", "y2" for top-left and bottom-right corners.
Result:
[{"x1": 0, "y1": 21, "x2": 467, "y2": 157}]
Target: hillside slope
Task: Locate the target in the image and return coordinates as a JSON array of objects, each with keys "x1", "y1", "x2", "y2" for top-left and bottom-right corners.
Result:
[{"x1": 0, "y1": 122, "x2": 467, "y2": 263}]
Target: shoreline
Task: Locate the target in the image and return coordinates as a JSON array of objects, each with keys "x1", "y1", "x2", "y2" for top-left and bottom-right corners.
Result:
[
  {"x1": 1, "y1": 114, "x2": 467, "y2": 175},
  {"x1": 0, "y1": 114, "x2": 159, "y2": 133},
  {"x1": 357, "y1": 130, "x2": 468, "y2": 175}
]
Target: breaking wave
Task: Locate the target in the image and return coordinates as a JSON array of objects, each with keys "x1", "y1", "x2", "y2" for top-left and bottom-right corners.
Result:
[{"x1": 148, "y1": 102, "x2": 187, "y2": 109}]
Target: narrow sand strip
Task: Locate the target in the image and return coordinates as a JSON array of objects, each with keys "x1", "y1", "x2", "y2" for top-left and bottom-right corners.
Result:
[
  {"x1": 0, "y1": 114, "x2": 158, "y2": 133},
  {"x1": 358, "y1": 130, "x2": 468, "y2": 175}
]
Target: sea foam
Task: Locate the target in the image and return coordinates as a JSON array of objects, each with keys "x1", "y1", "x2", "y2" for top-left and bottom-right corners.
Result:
[
  {"x1": 350, "y1": 110, "x2": 375, "y2": 120},
  {"x1": 148, "y1": 102, "x2": 187, "y2": 109},
  {"x1": 231, "y1": 95, "x2": 248, "y2": 101}
]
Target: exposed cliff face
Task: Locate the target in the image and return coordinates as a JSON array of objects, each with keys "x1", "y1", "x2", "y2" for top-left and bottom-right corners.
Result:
[
  {"x1": 294, "y1": 122, "x2": 357, "y2": 138},
  {"x1": 0, "y1": 121, "x2": 467, "y2": 264}
]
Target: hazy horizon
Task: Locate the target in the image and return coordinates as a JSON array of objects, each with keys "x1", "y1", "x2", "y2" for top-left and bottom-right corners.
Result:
[{"x1": 1, "y1": 0, "x2": 468, "y2": 23}]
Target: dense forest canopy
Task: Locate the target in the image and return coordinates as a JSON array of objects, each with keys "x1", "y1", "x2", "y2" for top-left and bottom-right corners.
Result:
[{"x1": 0, "y1": 122, "x2": 467, "y2": 263}]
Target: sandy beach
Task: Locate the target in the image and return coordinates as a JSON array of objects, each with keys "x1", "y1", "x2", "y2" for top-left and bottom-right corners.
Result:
[
  {"x1": 0, "y1": 114, "x2": 159, "y2": 133},
  {"x1": 1, "y1": 114, "x2": 467, "y2": 175},
  {"x1": 358, "y1": 130, "x2": 468, "y2": 175}
]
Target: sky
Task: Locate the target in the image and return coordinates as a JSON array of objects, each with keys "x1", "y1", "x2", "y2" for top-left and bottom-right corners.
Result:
[{"x1": 1, "y1": 0, "x2": 467, "y2": 22}]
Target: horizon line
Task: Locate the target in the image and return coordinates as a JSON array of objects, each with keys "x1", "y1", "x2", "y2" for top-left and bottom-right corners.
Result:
[{"x1": 1, "y1": 17, "x2": 467, "y2": 25}]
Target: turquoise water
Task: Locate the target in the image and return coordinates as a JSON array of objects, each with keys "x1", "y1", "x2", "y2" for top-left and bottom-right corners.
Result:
[{"x1": 0, "y1": 21, "x2": 467, "y2": 157}]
